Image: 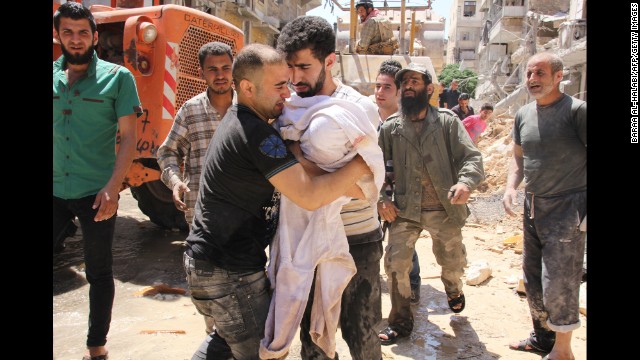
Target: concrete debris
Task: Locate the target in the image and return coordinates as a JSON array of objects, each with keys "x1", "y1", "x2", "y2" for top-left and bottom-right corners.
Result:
[
  {"x1": 503, "y1": 275, "x2": 519, "y2": 288},
  {"x1": 502, "y1": 234, "x2": 523, "y2": 254},
  {"x1": 489, "y1": 246, "x2": 504, "y2": 254},
  {"x1": 465, "y1": 259, "x2": 492, "y2": 286},
  {"x1": 516, "y1": 278, "x2": 526, "y2": 295}
]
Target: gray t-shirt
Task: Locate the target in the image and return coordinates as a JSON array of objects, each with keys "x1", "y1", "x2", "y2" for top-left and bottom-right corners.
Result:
[{"x1": 513, "y1": 94, "x2": 586, "y2": 196}]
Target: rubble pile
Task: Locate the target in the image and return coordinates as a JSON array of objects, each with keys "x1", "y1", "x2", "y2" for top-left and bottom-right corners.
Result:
[{"x1": 475, "y1": 114, "x2": 516, "y2": 194}]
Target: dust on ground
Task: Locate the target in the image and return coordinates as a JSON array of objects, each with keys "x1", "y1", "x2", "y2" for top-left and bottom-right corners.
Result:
[{"x1": 53, "y1": 122, "x2": 586, "y2": 359}]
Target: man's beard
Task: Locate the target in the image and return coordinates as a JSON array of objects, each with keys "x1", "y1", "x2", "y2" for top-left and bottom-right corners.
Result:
[
  {"x1": 61, "y1": 43, "x2": 95, "y2": 65},
  {"x1": 210, "y1": 85, "x2": 232, "y2": 95},
  {"x1": 400, "y1": 87, "x2": 431, "y2": 119},
  {"x1": 294, "y1": 67, "x2": 326, "y2": 98}
]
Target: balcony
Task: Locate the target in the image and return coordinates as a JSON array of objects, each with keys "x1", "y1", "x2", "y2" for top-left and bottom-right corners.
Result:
[
  {"x1": 488, "y1": 16, "x2": 523, "y2": 43},
  {"x1": 488, "y1": 5, "x2": 526, "y2": 24}
]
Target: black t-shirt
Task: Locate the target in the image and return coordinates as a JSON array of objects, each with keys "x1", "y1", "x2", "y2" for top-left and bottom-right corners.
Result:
[
  {"x1": 451, "y1": 104, "x2": 475, "y2": 120},
  {"x1": 187, "y1": 104, "x2": 298, "y2": 272},
  {"x1": 442, "y1": 89, "x2": 460, "y2": 108}
]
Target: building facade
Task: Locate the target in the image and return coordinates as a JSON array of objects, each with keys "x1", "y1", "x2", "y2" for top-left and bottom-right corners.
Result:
[{"x1": 446, "y1": 0, "x2": 484, "y2": 73}]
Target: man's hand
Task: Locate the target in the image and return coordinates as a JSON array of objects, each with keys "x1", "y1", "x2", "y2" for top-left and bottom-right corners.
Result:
[
  {"x1": 448, "y1": 183, "x2": 471, "y2": 205},
  {"x1": 502, "y1": 188, "x2": 518, "y2": 216},
  {"x1": 92, "y1": 184, "x2": 120, "y2": 221},
  {"x1": 172, "y1": 181, "x2": 190, "y2": 212},
  {"x1": 378, "y1": 199, "x2": 399, "y2": 222}
]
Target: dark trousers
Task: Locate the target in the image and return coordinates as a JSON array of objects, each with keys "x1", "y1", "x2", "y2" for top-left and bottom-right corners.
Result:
[
  {"x1": 522, "y1": 190, "x2": 586, "y2": 348},
  {"x1": 410, "y1": 250, "x2": 421, "y2": 290},
  {"x1": 53, "y1": 195, "x2": 116, "y2": 347},
  {"x1": 184, "y1": 252, "x2": 270, "y2": 360},
  {"x1": 300, "y1": 239, "x2": 383, "y2": 360}
]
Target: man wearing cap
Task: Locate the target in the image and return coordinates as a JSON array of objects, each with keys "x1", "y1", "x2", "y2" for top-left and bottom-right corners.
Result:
[
  {"x1": 377, "y1": 62, "x2": 484, "y2": 345},
  {"x1": 355, "y1": 0, "x2": 398, "y2": 55}
]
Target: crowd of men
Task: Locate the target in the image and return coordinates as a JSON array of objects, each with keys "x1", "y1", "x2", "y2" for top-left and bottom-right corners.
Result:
[{"x1": 53, "y1": 2, "x2": 586, "y2": 360}]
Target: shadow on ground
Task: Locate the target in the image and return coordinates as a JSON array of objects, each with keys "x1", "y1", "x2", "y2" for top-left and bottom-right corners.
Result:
[{"x1": 53, "y1": 215, "x2": 188, "y2": 296}]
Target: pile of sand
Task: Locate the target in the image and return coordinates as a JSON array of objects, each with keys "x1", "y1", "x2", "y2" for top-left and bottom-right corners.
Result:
[{"x1": 475, "y1": 115, "x2": 516, "y2": 194}]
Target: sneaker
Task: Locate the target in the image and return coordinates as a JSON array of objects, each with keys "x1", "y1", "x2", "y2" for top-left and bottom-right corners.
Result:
[{"x1": 410, "y1": 287, "x2": 420, "y2": 304}]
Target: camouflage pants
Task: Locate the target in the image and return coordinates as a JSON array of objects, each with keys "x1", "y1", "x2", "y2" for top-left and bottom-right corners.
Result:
[{"x1": 384, "y1": 210, "x2": 467, "y2": 336}]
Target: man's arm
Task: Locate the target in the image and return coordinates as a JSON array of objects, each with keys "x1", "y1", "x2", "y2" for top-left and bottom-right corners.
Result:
[
  {"x1": 287, "y1": 141, "x2": 366, "y2": 199},
  {"x1": 502, "y1": 144, "x2": 524, "y2": 216},
  {"x1": 269, "y1": 155, "x2": 371, "y2": 211},
  {"x1": 377, "y1": 124, "x2": 400, "y2": 222},
  {"x1": 157, "y1": 111, "x2": 191, "y2": 211},
  {"x1": 92, "y1": 113, "x2": 137, "y2": 221}
]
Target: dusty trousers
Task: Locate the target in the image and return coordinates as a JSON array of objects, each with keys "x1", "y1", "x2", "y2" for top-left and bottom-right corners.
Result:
[
  {"x1": 384, "y1": 210, "x2": 467, "y2": 336},
  {"x1": 300, "y1": 238, "x2": 383, "y2": 360}
]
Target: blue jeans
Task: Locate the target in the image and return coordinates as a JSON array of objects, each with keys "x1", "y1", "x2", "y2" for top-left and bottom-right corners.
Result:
[
  {"x1": 184, "y1": 251, "x2": 271, "y2": 360},
  {"x1": 53, "y1": 195, "x2": 116, "y2": 347},
  {"x1": 523, "y1": 191, "x2": 586, "y2": 340},
  {"x1": 300, "y1": 232, "x2": 383, "y2": 360}
]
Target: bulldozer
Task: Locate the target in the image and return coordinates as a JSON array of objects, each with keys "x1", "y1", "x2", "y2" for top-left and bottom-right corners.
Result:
[
  {"x1": 53, "y1": 0, "x2": 244, "y2": 231},
  {"x1": 329, "y1": 0, "x2": 443, "y2": 105}
]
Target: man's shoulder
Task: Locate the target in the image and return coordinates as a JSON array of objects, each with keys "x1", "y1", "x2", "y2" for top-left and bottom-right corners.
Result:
[
  {"x1": 334, "y1": 83, "x2": 375, "y2": 106},
  {"x1": 463, "y1": 114, "x2": 481, "y2": 123},
  {"x1": 437, "y1": 107, "x2": 459, "y2": 121},
  {"x1": 183, "y1": 91, "x2": 209, "y2": 106},
  {"x1": 381, "y1": 113, "x2": 403, "y2": 129}
]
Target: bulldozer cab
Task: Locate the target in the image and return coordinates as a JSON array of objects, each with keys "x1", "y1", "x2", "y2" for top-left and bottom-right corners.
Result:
[{"x1": 329, "y1": 0, "x2": 442, "y2": 106}]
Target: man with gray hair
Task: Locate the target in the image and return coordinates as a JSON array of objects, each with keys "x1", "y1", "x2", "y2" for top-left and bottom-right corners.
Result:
[
  {"x1": 503, "y1": 52, "x2": 586, "y2": 360},
  {"x1": 184, "y1": 43, "x2": 372, "y2": 360},
  {"x1": 377, "y1": 62, "x2": 484, "y2": 345}
]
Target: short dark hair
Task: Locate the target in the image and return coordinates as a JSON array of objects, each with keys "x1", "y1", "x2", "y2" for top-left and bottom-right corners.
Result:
[
  {"x1": 232, "y1": 44, "x2": 285, "y2": 86},
  {"x1": 277, "y1": 16, "x2": 336, "y2": 62},
  {"x1": 54, "y1": 2, "x2": 96, "y2": 34},
  {"x1": 481, "y1": 103, "x2": 494, "y2": 111},
  {"x1": 458, "y1": 93, "x2": 470, "y2": 101},
  {"x1": 198, "y1": 42, "x2": 233, "y2": 68},
  {"x1": 378, "y1": 60, "x2": 402, "y2": 89}
]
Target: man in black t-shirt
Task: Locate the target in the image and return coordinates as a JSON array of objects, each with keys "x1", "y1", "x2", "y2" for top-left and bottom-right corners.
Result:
[
  {"x1": 441, "y1": 79, "x2": 460, "y2": 109},
  {"x1": 184, "y1": 43, "x2": 372, "y2": 360}
]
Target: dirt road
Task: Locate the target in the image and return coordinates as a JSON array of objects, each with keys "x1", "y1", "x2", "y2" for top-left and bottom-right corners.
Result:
[{"x1": 53, "y1": 189, "x2": 586, "y2": 360}]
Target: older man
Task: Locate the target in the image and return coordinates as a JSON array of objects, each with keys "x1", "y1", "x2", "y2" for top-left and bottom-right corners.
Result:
[{"x1": 503, "y1": 52, "x2": 586, "y2": 360}]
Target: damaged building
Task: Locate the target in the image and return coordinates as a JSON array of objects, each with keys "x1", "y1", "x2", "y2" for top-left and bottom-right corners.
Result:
[{"x1": 448, "y1": 0, "x2": 586, "y2": 115}]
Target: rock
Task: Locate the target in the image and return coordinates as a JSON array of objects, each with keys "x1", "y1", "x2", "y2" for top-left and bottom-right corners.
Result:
[
  {"x1": 489, "y1": 246, "x2": 504, "y2": 254},
  {"x1": 502, "y1": 234, "x2": 522, "y2": 246},
  {"x1": 495, "y1": 225, "x2": 505, "y2": 234},
  {"x1": 504, "y1": 275, "x2": 519, "y2": 288},
  {"x1": 516, "y1": 278, "x2": 526, "y2": 295},
  {"x1": 466, "y1": 259, "x2": 492, "y2": 285}
]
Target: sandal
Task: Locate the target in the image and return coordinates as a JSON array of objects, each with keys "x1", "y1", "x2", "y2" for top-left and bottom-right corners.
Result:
[
  {"x1": 447, "y1": 292, "x2": 465, "y2": 313},
  {"x1": 378, "y1": 326, "x2": 404, "y2": 346},
  {"x1": 509, "y1": 335, "x2": 552, "y2": 354}
]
